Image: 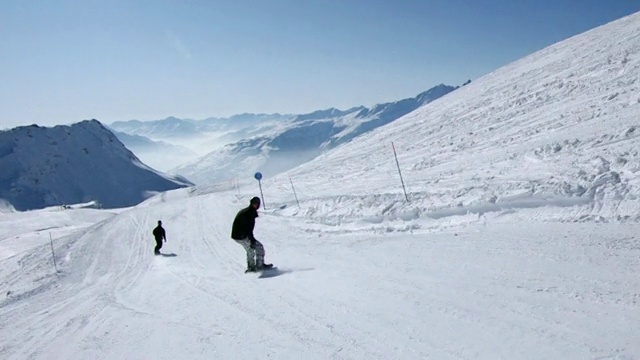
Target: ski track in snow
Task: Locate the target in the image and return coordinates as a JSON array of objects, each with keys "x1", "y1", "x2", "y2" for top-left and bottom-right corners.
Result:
[
  {"x1": 0, "y1": 190, "x2": 639, "y2": 359},
  {"x1": 2, "y1": 10, "x2": 640, "y2": 360}
]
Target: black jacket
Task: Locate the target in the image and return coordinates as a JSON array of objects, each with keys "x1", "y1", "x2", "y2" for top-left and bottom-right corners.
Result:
[
  {"x1": 153, "y1": 225, "x2": 166, "y2": 240},
  {"x1": 231, "y1": 206, "x2": 258, "y2": 242}
]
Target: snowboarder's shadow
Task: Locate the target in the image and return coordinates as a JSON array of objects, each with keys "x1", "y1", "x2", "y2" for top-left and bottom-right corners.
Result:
[
  {"x1": 258, "y1": 267, "x2": 314, "y2": 279},
  {"x1": 160, "y1": 253, "x2": 178, "y2": 257}
]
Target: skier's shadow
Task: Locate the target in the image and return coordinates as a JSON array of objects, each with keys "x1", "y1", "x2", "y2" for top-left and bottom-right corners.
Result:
[
  {"x1": 258, "y1": 267, "x2": 314, "y2": 279},
  {"x1": 160, "y1": 253, "x2": 178, "y2": 257}
]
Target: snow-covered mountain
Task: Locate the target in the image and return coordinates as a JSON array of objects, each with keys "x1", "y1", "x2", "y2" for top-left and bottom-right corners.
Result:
[
  {"x1": 109, "y1": 114, "x2": 291, "y2": 172},
  {"x1": 109, "y1": 116, "x2": 204, "y2": 140},
  {"x1": 0, "y1": 120, "x2": 192, "y2": 210},
  {"x1": 174, "y1": 84, "x2": 457, "y2": 185},
  {"x1": 263, "y1": 11, "x2": 640, "y2": 224},
  {"x1": 111, "y1": 114, "x2": 290, "y2": 140},
  {"x1": 110, "y1": 114, "x2": 290, "y2": 154},
  {"x1": 1, "y1": 12, "x2": 640, "y2": 360}
]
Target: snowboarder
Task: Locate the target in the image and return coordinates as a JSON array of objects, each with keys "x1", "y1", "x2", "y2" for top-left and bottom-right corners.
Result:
[
  {"x1": 152, "y1": 220, "x2": 166, "y2": 255},
  {"x1": 231, "y1": 196, "x2": 273, "y2": 272}
]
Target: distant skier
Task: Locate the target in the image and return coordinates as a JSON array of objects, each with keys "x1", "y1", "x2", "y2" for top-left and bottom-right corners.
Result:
[
  {"x1": 231, "y1": 197, "x2": 273, "y2": 272},
  {"x1": 152, "y1": 220, "x2": 166, "y2": 255}
]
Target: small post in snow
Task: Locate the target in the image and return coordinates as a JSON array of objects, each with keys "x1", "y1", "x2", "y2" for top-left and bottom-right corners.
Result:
[
  {"x1": 392, "y1": 142, "x2": 409, "y2": 202},
  {"x1": 49, "y1": 233, "x2": 58, "y2": 273},
  {"x1": 290, "y1": 177, "x2": 300, "y2": 208},
  {"x1": 254, "y1": 172, "x2": 266, "y2": 210}
]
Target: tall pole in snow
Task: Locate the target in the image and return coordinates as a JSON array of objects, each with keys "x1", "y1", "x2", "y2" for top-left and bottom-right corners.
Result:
[
  {"x1": 49, "y1": 233, "x2": 58, "y2": 273},
  {"x1": 392, "y1": 142, "x2": 409, "y2": 202},
  {"x1": 290, "y1": 177, "x2": 300, "y2": 208}
]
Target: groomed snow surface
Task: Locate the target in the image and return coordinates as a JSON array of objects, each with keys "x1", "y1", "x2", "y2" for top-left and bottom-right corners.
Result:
[
  {"x1": 0, "y1": 188, "x2": 638, "y2": 359},
  {"x1": 3, "y1": 9, "x2": 640, "y2": 360}
]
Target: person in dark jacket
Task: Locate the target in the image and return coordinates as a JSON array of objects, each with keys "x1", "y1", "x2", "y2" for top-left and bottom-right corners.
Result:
[
  {"x1": 231, "y1": 197, "x2": 272, "y2": 272},
  {"x1": 152, "y1": 220, "x2": 166, "y2": 255}
]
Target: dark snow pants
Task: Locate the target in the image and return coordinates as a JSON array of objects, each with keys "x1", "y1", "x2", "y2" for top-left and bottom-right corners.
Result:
[{"x1": 154, "y1": 237, "x2": 163, "y2": 254}]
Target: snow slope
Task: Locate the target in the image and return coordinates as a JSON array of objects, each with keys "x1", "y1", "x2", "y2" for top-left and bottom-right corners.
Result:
[
  {"x1": 1, "y1": 188, "x2": 638, "y2": 359},
  {"x1": 264, "y1": 11, "x2": 640, "y2": 224},
  {"x1": 1, "y1": 10, "x2": 640, "y2": 360}
]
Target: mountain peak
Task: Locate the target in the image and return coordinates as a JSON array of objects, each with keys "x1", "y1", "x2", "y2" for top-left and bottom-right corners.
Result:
[{"x1": 0, "y1": 120, "x2": 190, "y2": 210}]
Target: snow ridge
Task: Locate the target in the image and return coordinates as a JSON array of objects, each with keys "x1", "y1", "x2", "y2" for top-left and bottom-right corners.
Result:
[{"x1": 0, "y1": 120, "x2": 191, "y2": 210}]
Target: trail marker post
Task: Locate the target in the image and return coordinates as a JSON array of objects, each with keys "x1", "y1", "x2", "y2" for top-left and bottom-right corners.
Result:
[
  {"x1": 254, "y1": 172, "x2": 266, "y2": 210},
  {"x1": 49, "y1": 233, "x2": 58, "y2": 273},
  {"x1": 392, "y1": 142, "x2": 409, "y2": 202},
  {"x1": 290, "y1": 177, "x2": 300, "y2": 208}
]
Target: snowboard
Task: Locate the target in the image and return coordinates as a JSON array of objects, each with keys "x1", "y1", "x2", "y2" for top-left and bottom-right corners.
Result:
[{"x1": 245, "y1": 265, "x2": 277, "y2": 273}]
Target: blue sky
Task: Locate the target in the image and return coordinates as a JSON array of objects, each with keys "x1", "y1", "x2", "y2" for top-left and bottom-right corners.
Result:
[{"x1": 1, "y1": 0, "x2": 638, "y2": 128}]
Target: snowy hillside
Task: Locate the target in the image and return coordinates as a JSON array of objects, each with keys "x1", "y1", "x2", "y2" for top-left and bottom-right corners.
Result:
[
  {"x1": 0, "y1": 120, "x2": 191, "y2": 210},
  {"x1": 262, "y1": 12, "x2": 640, "y2": 224},
  {"x1": 1, "y1": 188, "x2": 638, "y2": 359},
  {"x1": 1, "y1": 11, "x2": 640, "y2": 360},
  {"x1": 174, "y1": 84, "x2": 457, "y2": 185}
]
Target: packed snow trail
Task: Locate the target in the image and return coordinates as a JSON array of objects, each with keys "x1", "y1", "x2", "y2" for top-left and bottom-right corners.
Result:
[{"x1": 0, "y1": 188, "x2": 639, "y2": 359}]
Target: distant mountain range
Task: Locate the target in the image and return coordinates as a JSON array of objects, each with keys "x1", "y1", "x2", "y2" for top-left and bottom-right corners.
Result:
[
  {"x1": 108, "y1": 130, "x2": 198, "y2": 172},
  {"x1": 108, "y1": 114, "x2": 290, "y2": 171},
  {"x1": 0, "y1": 120, "x2": 191, "y2": 210},
  {"x1": 110, "y1": 84, "x2": 459, "y2": 184},
  {"x1": 174, "y1": 84, "x2": 457, "y2": 185}
]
